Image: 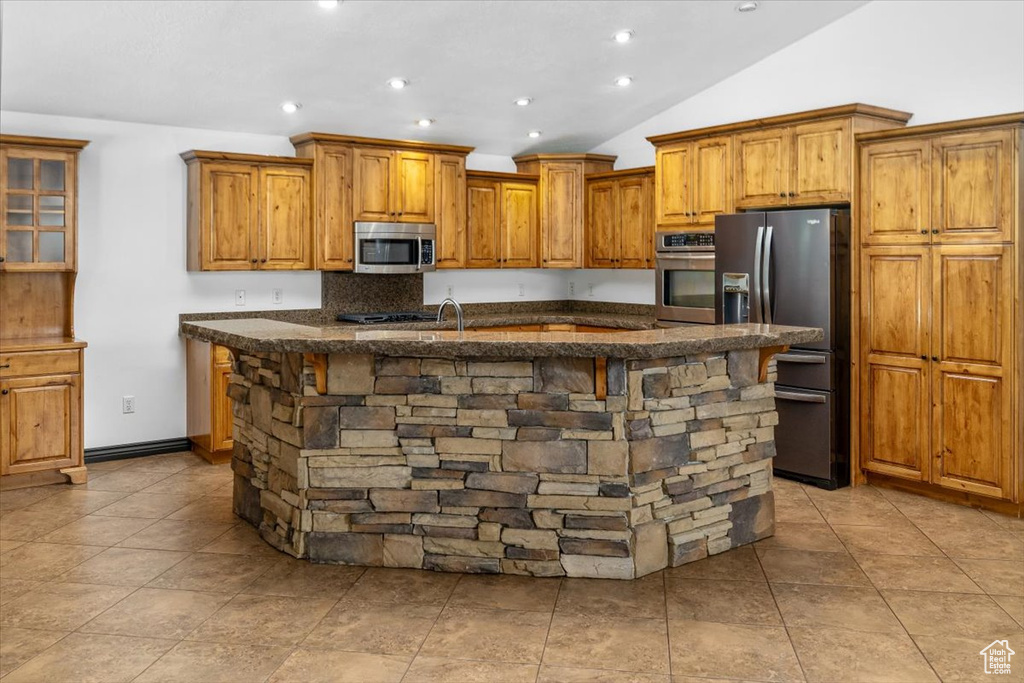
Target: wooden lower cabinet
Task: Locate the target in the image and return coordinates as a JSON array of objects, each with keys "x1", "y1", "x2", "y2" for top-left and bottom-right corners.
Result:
[
  {"x1": 186, "y1": 339, "x2": 234, "y2": 464},
  {"x1": 860, "y1": 358, "x2": 930, "y2": 482}
]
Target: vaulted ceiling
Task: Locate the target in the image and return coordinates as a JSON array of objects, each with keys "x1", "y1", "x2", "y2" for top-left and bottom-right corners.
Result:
[{"x1": 0, "y1": 0, "x2": 867, "y2": 155}]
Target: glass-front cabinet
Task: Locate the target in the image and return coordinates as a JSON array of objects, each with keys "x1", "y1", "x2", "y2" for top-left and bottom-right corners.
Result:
[{"x1": 0, "y1": 141, "x2": 80, "y2": 271}]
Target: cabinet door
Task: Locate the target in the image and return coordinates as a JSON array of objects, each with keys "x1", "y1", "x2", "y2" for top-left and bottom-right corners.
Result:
[
  {"x1": 1, "y1": 148, "x2": 77, "y2": 272},
  {"x1": 211, "y1": 358, "x2": 234, "y2": 453},
  {"x1": 860, "y1": 139, "x2": 931, "y2": 245},
  {"x1": 258, "y1": 166, "x2": 312, "y2": 270},
  {"x1": 692, "y1": 137, "x2": 732, "y2": 227},
  {"x1": 466, "y1": 179, "x2": 500, "y2": 268},
  {"x1": 654, "y1": 142, "x2": 692, "y2": 226},
  {"x1": 0, "y1": 373, "x2": 80, "y2": 476},
  {"x1": 501, "y1": 182, "x2": 539, "y2": 268},
  {"x1": 353, "y1": 148, "x2": 394, "y2": 221},
  {"x1": 734, "y1": 128, "x2": 789, "y2": 208},
  {"x1": 790, "y1": 119, "x2": 851, "y2": 204},
  {"x1": 434, "y1": 154, "x2": 466, "y2": 268},
  {"x1": 585, "y1": 179, "x2": 618, "y2": 268},
  {"x1": 859, "y1": 247, "x2": 931, "y2": 481},
  {"x1": 931, "y1": 129, "x2": 1014, "y2": 243},
  {"x1": 200, "y1": 162, "x2": 259, "y2": 271},
  {"x1": 618, "y1": 176, "x2": 650, "y2": 269},
  {"x1": 316, "y1": 145, "x2": 353, "y2": 270},
  {"x1": 541, "y1": 163, "x2": 582, "y2": 268},
  {"x1": 929, "y1": 245, "x2": 1013, "y2": 499},
  {"x1": 394, "y1": 151, "x2": 434, "y2": 223}
]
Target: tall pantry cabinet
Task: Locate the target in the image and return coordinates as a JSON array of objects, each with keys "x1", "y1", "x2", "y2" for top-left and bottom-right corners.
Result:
[{"x1": 857, "y1": 114, "x2": 1023, "y2": 508}]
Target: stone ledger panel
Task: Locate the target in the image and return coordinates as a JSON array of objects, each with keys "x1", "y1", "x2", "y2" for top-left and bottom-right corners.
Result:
[{"x1": 229, "y1": 349, "x2": 778, "y2": 579}]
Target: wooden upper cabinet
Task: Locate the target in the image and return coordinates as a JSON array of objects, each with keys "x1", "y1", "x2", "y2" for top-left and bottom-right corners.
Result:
[
  {"x1": 861, "y1": 246, "x2": 931, "y2": 359},
  {"x1": 791, "y1": 118, "x2": 851, "y2": 204},
  {"x1": 655, "y1": 142, "x2": 692, "y2": 226},
  {"x1": 466, "y1": 179, "x2": 500, "y2": 268},
  {"x1": 585, "y1": 179, "x2": 617, "y2": 268},
  {"x1": 465, "y1": 173, "x2": 538, "y2": 269},
  {"x1": 734, "y1": 128, "x2": 789, "y2": 208},
  {"x1": 394, "y1": 151, "x2": 434, "y2": 223},
  {"x1": 692, "y1": 137, "x2": 732, "y2": 226},
  {"x1": 584, "y1": 169, "x2": 654, "y2": 269},
  {"x1": 618, "y1": 175, "x2": 651, "y2": 268},
  {"x1": 314, "y1": 145, "x2": 354, "y2": 270},
  {"x1": 931, "y1": 129, "x2": 1014, "y2": 243},
  {"x1": 0, "y1": 137, "x2": 87, "y2": 273},
  {"x1": 501, "y1": 182, "x2": 539, "y2": 268},
  {"x1": 860, "y1": 139, "x2": 931, "y2": 245},
  {"x1": 353, "y1": 148, "x2": 395, "y2": 222},
  {"x1": 183, "y1": 151, "x2": 312, "y2": 271},
  {"x1": 543, "y1": 163, "x2": 583, "y2": 267},
  {"x1": 434, "y1": 154, "x2": 466, "y2": 268}
]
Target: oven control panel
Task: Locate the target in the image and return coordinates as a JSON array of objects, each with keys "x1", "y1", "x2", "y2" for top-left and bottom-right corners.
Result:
[{"x1": 421, "y1": 240, "x2": 435, "y2": 265}]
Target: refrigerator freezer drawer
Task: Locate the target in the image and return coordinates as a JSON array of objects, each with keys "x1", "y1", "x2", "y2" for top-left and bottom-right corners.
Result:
[
  {"x1": 774, "y1": 386, "x2": 835, "y2": 482},
  {"x1": 776, "y1": 350, "x2": 832, "y2": 391}
]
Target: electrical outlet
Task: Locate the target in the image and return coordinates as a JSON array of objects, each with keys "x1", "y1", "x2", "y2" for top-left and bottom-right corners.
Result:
[
  {"x1": 568, "y1": 281, "x2": 575, "y2": 297},
  {"x1": 235, "y1": 290, "x2": 245, "y2": 306},
  {"x1": 272, "y1": 288, "x2": 283, "y2": 305},
  {"x1": 122, "y1": 395, "x2": 136, "y2": 414},
  {"x1": 446, "y1": 285, "x2": 454, "y2": 298},
  {"x1": 588, "y1": 283, "x2": 595, "y2": 297},
  {"x1": 518, "y1": 283, "x2": 525, "y2": 297}
]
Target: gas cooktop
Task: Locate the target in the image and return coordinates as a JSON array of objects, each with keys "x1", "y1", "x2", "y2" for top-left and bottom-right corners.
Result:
[{"x1": 337, "y1": 311, "x2": 436, "y2": 325}]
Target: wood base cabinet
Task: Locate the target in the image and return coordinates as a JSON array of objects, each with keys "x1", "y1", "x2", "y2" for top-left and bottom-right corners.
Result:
[
  {"x1": 585, "y1": 168, "x2": 654, "y2": 269},
  {"x1": 186, "y1": 339, "x2": 234, "y2": 464}
]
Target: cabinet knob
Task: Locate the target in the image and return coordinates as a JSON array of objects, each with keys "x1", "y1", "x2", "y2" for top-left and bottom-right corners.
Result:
[
  {"x1": 261, "y1": 259, "x2": 267, "y2": 263},
  {"x1": 920, "y1": 230, "x2": 927, "y2": 234},
  {"x1": 920, "y1": 355, "x2": 927, "y2": 361},
  {"x1": 931, "y1": 356, "x2": 938, "y2": 362},
  {"x1": 788, "y1": 192, "x2": 796, "y2": 197},
  {"x1": 0, "y1": 256, "x2": 5, "y2": 262},
  {"x1": 1, "y1": 389, "x2": 7, "y2": 395},
  {"x1": 931, "y1": 229, "x2": 939, "y2": 234},
  {"x1": 251, "y1": 259, "x2": 257, "y2": 263},
  {"x1": 778, "y1": 193, "x2": 786, "y2": 198}
]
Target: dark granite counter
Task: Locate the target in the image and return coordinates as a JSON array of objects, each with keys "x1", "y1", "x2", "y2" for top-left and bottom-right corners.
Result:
[{"x1": 180, "y1": 318, "x2": 821, "y2": 360}]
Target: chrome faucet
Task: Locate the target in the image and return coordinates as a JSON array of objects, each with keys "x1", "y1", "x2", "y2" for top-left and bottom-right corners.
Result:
[{"x1": 436, "y1": 298, "x2": 465, "y2": 332}]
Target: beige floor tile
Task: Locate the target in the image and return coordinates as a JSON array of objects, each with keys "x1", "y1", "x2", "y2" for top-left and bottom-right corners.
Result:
[
  {"x1": 754, "y1": 522, "x2": 846, "y2": 553},
  {"x1": 831, "y1": 523, "x2": 943, "y2": 557},
  {"x1": 538, "y1": 667, "x2": 671, "y2": 683},
  {"x1": 667, "y1": 620, "x2": 802, "y2": 682},
  {"x1": 665, "y1": 578, "x2": 781, "y2": 626},
  {"x1": 82, "y1": 459, "x2": 133, "y2": 473},
  {"x1": 883, "y1": 489, "x2": 998, "y2": 528},
  {"x1": 142, "y1": 472, "x2": 229, "y2": 497},
  {"x1": 544, "y1": 614, "x2": 669, "y2": 674},
  {"x1": 774, "y1": 497, "x2": 827, "y2": 524},
  {"x1": 992, "y1": 595, "x2": 1024, "y2": 628},
  {"x1": 855, "y1": 553, "x2": 984, "y2": 593},
  {"x1": 953, "y1": 558, "x2": 1024, "y2": 596},
  {"x1": 663, "y1": 546, "x2": 765, "y2": 582},
  {"x1": 246, "y1": 556, "x2": 365, "y2": 598},
  {"x1": 119, "y1": 453, "x2": 205, "y2": 474},
  {"x1": 60, "y1": 547, "x2": 189, "y2": 586},
  {"x1": 303, "y1": 599, "x2": 440, "y2": 655},
  {"x1": 759, "y1": 549, "x2": 871, "y2": 587},
  {"x1": 82, "y1": 470, "x2": 170, "y2": 493},
  {"x1": 883, "y1": 590, "x2": 1021, "y2": 637},
  {"x1": 0, "y1": 541, "x2": 103, "y2": 580},
  {"x1": 809, "y1": 494, "x2": 908, "y2": 527},
  {"x1": 146, "y1": 551, "x2": 275, "y2": 593},
  {"x1": 165, "y1": 495, "x2": 240, "y2": 524},
  {"x1": 913, "y1": 631, "x2": 1023, "y2": 683},
  {"x1": 407, "y1": 656, "x2": 539, "y2": 683},
  {"x1": 773, "y1": 477, "x2": 812, "y2": 499},
  {"x1": 448, "y1": 573, "x2": 561, "y2": 612},
  {"x1": 0, "y1": 627, "x2": 66, "y2": 677},
  {"x1": 267, "y1": 648, "x2": 410, "y2": 683},
  {"x1": 0, "y1": 538, "x2": 26, "y2": 554},
  {"x1": 0, "y1": 508, "x2": 84, "y2": 541},
  {"x1": 982, "y1": 509, "x2": 1024, "y2": 533},
  {"x1": 0, "y1": 581, "x2": 133, "y2": 631},
  {"x1": 92, "y1": 491, "x2": 196, "y2": 519},
  {"x1": 22, "y1": 489, "x2": 129, "y2": 516},
  {"x1": 915, "y1": 521, "x2": 1024, "y2": 561},
  {"x1": 0, "y1": 484, "x2": 67, "y2": 511},
  {"x1": 187, "y1": 592, "x2": 336, "y2": 647},
  {"x1": 789, "y1": 626, "x2": 937, "y2": 682},
  {"x1": 420, "y1": 605, "x2": 551, "y2": 664},
  {"x1": 196, "y1": 523, "x2": 284, "y2": 557},
  {"x1": 80, "y1": 587, "x2": 233, "y2": 639},
  {"x1": 555, "y1": 573, "x2": 665, "y2": 619},
  {"x1": 345, "y1": 567, "x2": 460, "y2": 606},
  {"x1": 771, "y1": 583, "x2": 904, "y2": 633},
  {"x1": 1, "y1": 632, "x2": 173, "y2": 683},
  {"x1": 116, "y1": 518, "x2": 235, "y2": 551},
  {"x1": 133, "y1": 640, "x2": 293, "y2": 683},
  {"x1": 0, "y1": 577, "x2": 44, "y2": 607},
  {"x1": 36, "y1": 514, "x2": 155, "y2": 546}
]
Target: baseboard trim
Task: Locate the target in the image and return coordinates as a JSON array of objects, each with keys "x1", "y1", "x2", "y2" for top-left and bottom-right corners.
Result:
[{"x1": 85, "y1": 438, "x2": 192, "y2": 463}]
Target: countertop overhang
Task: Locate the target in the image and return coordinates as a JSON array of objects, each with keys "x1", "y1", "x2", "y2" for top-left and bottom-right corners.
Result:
[{"x1": 180, "y1": 318, "x2": 822, "y2": 360}]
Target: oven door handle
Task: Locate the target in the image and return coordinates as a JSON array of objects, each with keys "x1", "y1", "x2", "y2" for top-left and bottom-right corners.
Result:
[{"x1": 776, "y1": 390, "x2": 827, "y2": 404}]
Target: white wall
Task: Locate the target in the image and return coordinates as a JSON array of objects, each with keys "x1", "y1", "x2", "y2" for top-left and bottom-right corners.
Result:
[
  {"x1": 592, "y1": 0, "x2": 1024, "y2": 168},
  {"x1": 0, "y1": 111, "x2": 323, "y2": 449}
]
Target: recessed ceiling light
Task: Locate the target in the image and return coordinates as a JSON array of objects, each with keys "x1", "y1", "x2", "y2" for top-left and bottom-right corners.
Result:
[
  {"x1": 515, "y1": 97, "x2": 533, "y2": 107},
  {"x1": 281, "y1": 102, "x2": 301, "y2": 113},
  {"x1": 615, "y1": 76, "x2": 633, "y2": 87},
  {"x1": 417, "y1": 118, "x2": 434, "y2": 128},
  {"x1": 317, "y1": 0, "x2": 339, "y2": 8},
  {"x1": 528, "y1": 131, "x2": 542, "y2": 138},
  {"x1": 388, "y1": 78, "x2": 408, "y2": 90},
  {"x1": 613, "y1": 29, "x2": 634, "y2": 43},
  {"x1": 736, "y1": 1, "x2": 758, "y2": 12}
]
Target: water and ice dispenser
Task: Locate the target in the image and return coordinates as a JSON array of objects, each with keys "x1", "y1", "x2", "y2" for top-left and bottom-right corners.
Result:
[{"x1": 721, "y1": 273, "x2": 750, "y2": 324}]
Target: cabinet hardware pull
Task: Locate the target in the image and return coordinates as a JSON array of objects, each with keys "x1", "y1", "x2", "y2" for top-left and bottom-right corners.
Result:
[
  {"x1": 920, "y1": 230, "x2": 928, "y2": 234},
  {"x1": 1, "y1": 390, "x2": 7, "y2": 395},
  {"x1": 251, "y1": 259, "x2": 257, "y2": 263},
  {"x1": 778, "y1": 193, "x2": 786, "y2": 198},
  {"x1": 261, "y1": 259, "x2": 267, "y2": 263},
  {"x1": 931, "y1": 356, "x2": 938, "y2": 361},
  {"x1": 0, "y1": 364, "x2": 9, "y2": 369},
  {"x1": 931, "y1": 229, "x2": 939, "y2": 234},
  {"x1": 0, "y1": 256, "x2": 5, "y2": 262},
  {"x1": 788, "y1": 192, "x2": 796, "y2": 197},
  {"x1": 920, "y1": 355, "x2": 927, "y2": 361}
]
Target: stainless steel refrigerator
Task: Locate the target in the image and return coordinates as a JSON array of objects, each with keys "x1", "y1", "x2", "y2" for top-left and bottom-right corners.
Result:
[{"x1": 714, "y1": 209, "x2": 850, "y2": 489}]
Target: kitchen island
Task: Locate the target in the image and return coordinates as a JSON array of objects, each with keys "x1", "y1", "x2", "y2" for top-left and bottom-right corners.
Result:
[{"x1": 180, "y1": 318, "x2": 820, "y2": 579}]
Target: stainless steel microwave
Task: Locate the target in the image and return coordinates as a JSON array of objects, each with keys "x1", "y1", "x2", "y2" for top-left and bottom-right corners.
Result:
[
  {"x1": 655, "y1": 230, "x2": 716, "y2": 325},
  {"x1": 354, "y1": 222, "x2": 436, "y2": 274}
]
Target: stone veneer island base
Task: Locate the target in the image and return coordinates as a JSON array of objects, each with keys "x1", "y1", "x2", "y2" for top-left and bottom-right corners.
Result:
[{"x1": 181, "y1": 320, "x2": 821, "y2": 579}]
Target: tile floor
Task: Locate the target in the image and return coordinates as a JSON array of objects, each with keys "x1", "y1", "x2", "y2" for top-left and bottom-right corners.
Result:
[{"x1": 1, "y1": 451, "x2": 1022, "y2": 682}]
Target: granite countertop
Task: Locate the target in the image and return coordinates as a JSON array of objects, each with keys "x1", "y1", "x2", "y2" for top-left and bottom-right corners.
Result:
[
  {"x1": 180, "y1": 318, "x2": 822, "y2": 360},
  {"x1": 328, "y1": 312, "x2": 657, "y2": 331}
]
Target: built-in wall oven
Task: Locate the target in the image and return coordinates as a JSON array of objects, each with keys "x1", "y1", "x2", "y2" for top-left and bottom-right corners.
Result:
[
  {"x1": 354, "y1": 222, "x2": 436, "y2": 274},
  {"x1": 655, "y1": 231, "x2": 715, "y2": 326}
]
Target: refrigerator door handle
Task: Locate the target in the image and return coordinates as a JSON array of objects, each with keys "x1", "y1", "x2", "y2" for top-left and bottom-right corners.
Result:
[
  {"x1": 762, "y1": 224, "x2": 774, "y2": 324},
  {"x1": 776, "y1": 352, "x2": 827, "y2": 364},
  {"x1": 776, "y1": 389, "x2": 827, "y2": 404},
  {"x1": 752, "y1": 225, "x2": 765, "y2": 323}
]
